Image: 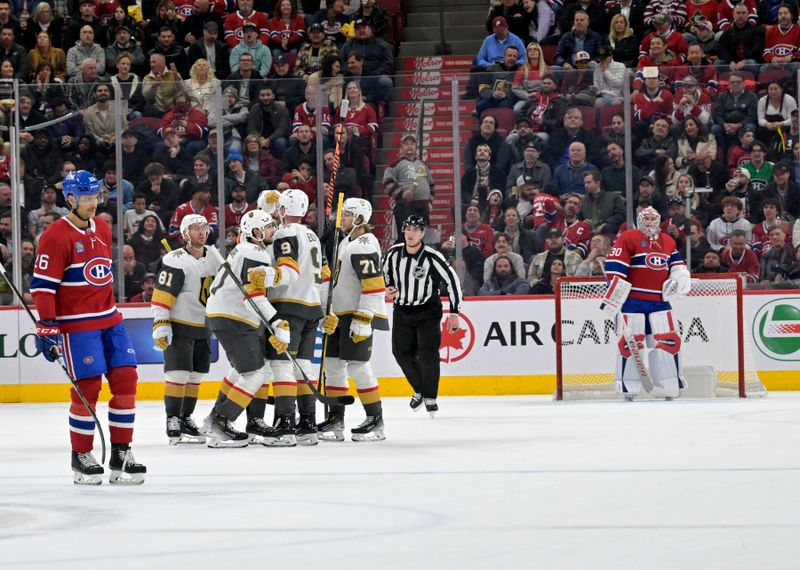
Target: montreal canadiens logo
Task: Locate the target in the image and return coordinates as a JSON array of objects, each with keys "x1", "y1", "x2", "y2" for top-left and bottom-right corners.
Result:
[
  {"x1": 644, "y1": 253, "x2": 669, "y2": 270},
  {"x1": 439, "y1": 311, "x2": 476, "y2": 363},
  {"x1": 83, "y1": 257, "x2": 113, "y2": 287}
]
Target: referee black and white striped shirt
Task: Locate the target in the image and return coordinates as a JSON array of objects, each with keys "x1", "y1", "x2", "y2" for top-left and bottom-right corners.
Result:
[{"x1": 383, "y1": 243, "x2": 463, "y2": 313}]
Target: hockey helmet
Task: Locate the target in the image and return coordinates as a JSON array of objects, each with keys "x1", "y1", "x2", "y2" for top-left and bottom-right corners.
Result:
[
  {"x1": 257, "y1": 189, "x2": 281, "y2": 215},
  {"x1": 240, "y1": 209, "x2": 274, "y2": 241},
  {"x1": 402, "y1": 215, "x2": 426, "y2": 232},
  {"x1": 636, "y1": 206, "x2": 661, "y2": 239},
  {"x1": 278, "y1": 189, "x2": 309, "y2": 218},
  {"x1": 62, "y1": 170, "x2": 101, "y2": 202},
  {"x1": 342, "y1": 197, "x2": 372, "y2": 225},
  {"x1": 180, "y1": 214, "x2": 209, "y2": 240}
]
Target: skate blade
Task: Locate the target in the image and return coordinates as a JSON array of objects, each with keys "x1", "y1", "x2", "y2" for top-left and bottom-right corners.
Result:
[
  {"x1": 352, "y1": 430, "x2": 386, "y2": 442},
  {"x1": 411, "y1": 405, "x2": 423, "y2": 412},
  {"x1": 73, "y1": 471, "x2": 103, "y2": 485},
  {"x1": 206, "y1": 437, "x2": 249, "y2": 448},
  {"x1": 318, "y1": 431, "x2": 345, "y2": 442},
  {"x1": 428, "y1": 410, "x2": 436, "y2": 418},
  {"x1": 109, "y1": 471, "x2": 145, "y2": 485},
  {"x1": 247, "y1": 434, "x2": 265, "y2": 445},
  {"x1": 296, "y1": 433, "x2": 318, "y2": 446},
  {"x1": 170, "y1": 435, "x2": 206, "y2": 445},
  {"x1": 262, "y1": 434, "x2": 297, "y2": 447}
]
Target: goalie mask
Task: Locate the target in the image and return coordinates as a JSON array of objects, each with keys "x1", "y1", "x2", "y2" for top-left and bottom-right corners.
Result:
[{"x1": 637, "y1": 206, "x2": 661, "y2": 240}]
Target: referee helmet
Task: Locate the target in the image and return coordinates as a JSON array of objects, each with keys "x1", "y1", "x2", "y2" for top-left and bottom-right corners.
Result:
[{"x1": 402, "y1": 215, "x2": 426, "y2": 232}]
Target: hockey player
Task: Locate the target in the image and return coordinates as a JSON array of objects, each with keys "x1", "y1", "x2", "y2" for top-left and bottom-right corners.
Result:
[
  {"x1": 318, "y1": 198, "x2": 389, "y2": 442},
  {"x1": 30, "y1": 170, "x2": 146, "y2": 485},
  {"x1": 602, "y1": 206, "x2": 692, "y2": 400},
  {"x1": 259, "y1": 189, "x2": 328, "y2": 446},
  {"x1": 203, "y1": 210, "x2": 291, "y2": 446},
  {"x1": 152, "y1": 214, "x2": 222, "y2": 445}
]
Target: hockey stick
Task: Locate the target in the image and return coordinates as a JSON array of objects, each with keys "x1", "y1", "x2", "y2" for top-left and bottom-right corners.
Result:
[
  {"x1": 0, "y1": 263, "x2": 108, "y2": 462},
  {"x1": 325, "y1": 99, "x2": 350, "y2": 216},
  {"x1": 206, "y1": 246, "x2": 354, "y2": 406},
  {"x1": 318, "y1": 193, "x2": 345, "y2": 404}
]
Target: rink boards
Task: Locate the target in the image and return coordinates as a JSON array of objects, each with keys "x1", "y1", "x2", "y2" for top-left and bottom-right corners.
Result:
[{"x1": 1, "y1": 290, "x2": 799, "y2": 402}]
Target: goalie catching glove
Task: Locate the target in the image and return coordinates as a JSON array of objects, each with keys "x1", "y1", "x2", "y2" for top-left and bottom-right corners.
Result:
[
  {"x1": 662, "y1": 266, "x2": 691, "y2": 302},
  {"x1": 349, "y1": 311, "x2": 373, "y2": 343},
  {"x1": 152, "y1": 319, "x2": 173, "y2": 351},
  {"x1": 322, "y1": 314, "x2": 339, "y2": 335},
  {"x1": 268, "y1": 319, "x2": 291, "y2": 354}
]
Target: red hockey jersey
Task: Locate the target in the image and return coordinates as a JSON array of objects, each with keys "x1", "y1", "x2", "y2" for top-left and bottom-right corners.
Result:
[
  {"x1": 717, "y1": 0, "x2": 757, "y2": 30},
  {"x1": 267, "y1": 15, "x2": 306, "y2": 51},
  {"x1": 531, "y1": 193, "x2": 562, "y2": 229},
  {"x1": 763, "y1": 24, "x2": 800, "y2": 62},
  {"x1": 292, "y1": 102, "x2": 332, "y2": 134},
  {"x1": 30, "y1": 216, "x2": 122, "y2": 333},
  {"x1": 558, "y1": 218, "x2": 592, "y2": 257},
  {"x1": 336, "y1": 103, "x2": 379, "y2": 136},
  {"x1": 604, "y1": 229, "x2": 685, "y2": 302},
  {"x1": 223, "y1": 10, "x2": 270, "y2": 48}
]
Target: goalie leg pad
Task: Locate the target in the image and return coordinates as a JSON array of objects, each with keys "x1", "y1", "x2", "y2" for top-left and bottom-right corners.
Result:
[
  {"x1": 647, "y1": 310, "x2": 685, "y2": 398},
  {"x1": 615, "y1": 313, "x2": 647, "y2": 396}
]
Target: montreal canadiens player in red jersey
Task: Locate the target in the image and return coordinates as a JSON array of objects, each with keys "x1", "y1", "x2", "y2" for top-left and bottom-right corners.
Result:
[
  {"x1": 30, "y1": 171, "x2": 147, "y2": 485},
  {"x1": 601, "y1": 206, "x2": 692, "y2": 400}
]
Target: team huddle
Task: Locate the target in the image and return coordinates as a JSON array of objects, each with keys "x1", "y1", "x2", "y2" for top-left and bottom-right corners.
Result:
[{"x1": 28, "y1": 170, "x2": 694, "y2": 486}]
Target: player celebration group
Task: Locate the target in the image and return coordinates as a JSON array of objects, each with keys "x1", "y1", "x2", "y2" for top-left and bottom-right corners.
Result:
[{"x1": 28, "y1": 170, "x2": 691, "y2": 486}]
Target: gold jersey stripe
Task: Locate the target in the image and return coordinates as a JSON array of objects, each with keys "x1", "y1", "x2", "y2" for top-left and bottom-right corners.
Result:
[
  {"x1": 152, "y1": 289, "x2": 176, "y2": 308},
  {"x1": 360, "y1": 276, "x2": 386, "y2": 292}
]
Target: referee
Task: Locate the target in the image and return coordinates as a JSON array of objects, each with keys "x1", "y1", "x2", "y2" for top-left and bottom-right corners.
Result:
[{"x1": 383, "y1": 215, "x2": 463, "y2": 416}]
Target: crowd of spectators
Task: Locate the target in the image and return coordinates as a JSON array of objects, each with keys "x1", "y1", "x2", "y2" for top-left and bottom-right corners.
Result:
[{"x1": 0, "y1": 0, "x2": 395, "y2": 302}]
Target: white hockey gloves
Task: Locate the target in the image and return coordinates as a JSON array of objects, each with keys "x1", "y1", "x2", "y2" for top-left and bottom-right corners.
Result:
[
  {"x1": 268, "y1": 319, "x2": 291, "y2": 354},
  {"x1": 153, "y1": 319, "x2": 173, "y2": 351},
  {"x1": 600, "y1": 275, "x2": 632, "y2": 316},
  {"x1": 349, "y1": 311, "x2": 373, "y2": 343},
  {"x1": 662, "y1": 266, "x2": 691, "y2": 302}
]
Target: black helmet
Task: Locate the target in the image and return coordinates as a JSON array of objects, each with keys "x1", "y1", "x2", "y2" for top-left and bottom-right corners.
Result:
[{"x1": 402, "y1": 215, "x2": 426, "y2": 232}]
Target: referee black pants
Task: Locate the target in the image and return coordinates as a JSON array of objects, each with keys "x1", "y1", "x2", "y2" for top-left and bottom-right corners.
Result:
[{"x1": 391, "y1": 303, "x2": 442, "y2": 399}]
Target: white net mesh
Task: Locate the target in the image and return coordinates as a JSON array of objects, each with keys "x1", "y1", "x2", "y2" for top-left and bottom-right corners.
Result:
[{"x1": 556, "y1": 276, "x2": 767, "y2": 400}]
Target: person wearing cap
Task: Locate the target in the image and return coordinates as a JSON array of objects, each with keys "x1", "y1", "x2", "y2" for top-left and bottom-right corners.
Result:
[
  {"x1": 120, "y1": 129, "x2": 150, "y2": 185},
  {"x1": 338, "y1": 18, "x2": 394, "y2": 100},
  {"x1": 223, "y1": 182, "x2": 256, "y2": 229},
  {"x1": 294, "y1": 21, "x2": 339, "y2": 80},
  {"x1": 168, "y1": 181, "x2": 219, "y2": 243},
  {"x1": 515, "y1": 74, "x2": 565, "y2": 144},
  {"x1": 640, "y1": 9, "x2": 688, "y2": 57},
  {"x1": 306, "y1": 0, "x2": 351, "y2": 45},
  {"x1": 105, "y1": 24, "x2": 145, "y2": 76},
  {"x1": 180, "y1": 0, "x2": 224, "y2": 49},
  {"x1": 505, "y1": 116, "x2": 538, "y2": 164},
  {"x1": 592, "y1": 45, "x2": 626, "y2": 107},
  {"x1": 187, "y1": 19, "x2": 230, "y2": 79},
  {"x1": 672, "y1": 74, "x2": 712, "y2": 128},
  {"x1": 265, "y1": 51, "x2": 306, "y2": 109},
  {"x1": 560, "y1": 50, "x2": 596, "y2": 107},
  {"x1": 225, "y1": 149, "x2": 268, "y2": 202},
  {"x1": 64, "y1": 0, "x2": 103, "y2": 50},
  {"x1": 353, "y1": 0, "x2": 389, "y2": 38},
  {"x1": 229, "y1": 21, "x2": 272, "y2": 76},
  {"x1": 473, "y1": 15, "x2": 526, "y2": 96},
  {"x1": 634, "y1": 174, "x2": 668, "y2": 216},
  {"x1": 725, "y1": 125, "x2": 755, "y2": 173},
  {"x1": 223, "y1": 0, "x2": 270, "y2": 49},
  {"x1": 476, "y1": 45, "x2": 520, "y2": 114},
  {"x1": 526, "y1": 227, "x2": 581, "y2": 290},
  {"x1": 716, "y1": 3, "x2": 763, "y2": 73},
  {"x1": 66, "y1": 24, "x2": 106, "y2": 79},
  {"x1": 461, "y1": 142, "x2": 508, "y2": 214},
  {"x1": 755, "y1": 161, "x2": 800, "y2": 223},
  {"x1": 552, "y1": 11, "x2": 602, "y2": 70},
  {"x1": 21, "y1": 129, "x2": 64, "y2": 186},
  {"x1": 129, "y1": 272, "x2": 156, "y2": 303},
  {"x1": 633, "y1": 66, "x2": 674, "y2": 135},
  {"x1": 633, "y1": 36, "x2": 680, "y2": 92},
  {"x1": 383, "y1": 134, "x2": 435, "y2": 238},
  {"x1": 506, "y1": 138, "x2": 551, "y2": 194},
  {"x1": 151, "y1": 126, "x2": 195, "y2": 177}
]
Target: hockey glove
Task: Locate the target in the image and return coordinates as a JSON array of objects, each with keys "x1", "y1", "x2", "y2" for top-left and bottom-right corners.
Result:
[
  {"x1": 349, "y1": 311, "x2": 373, "y2": 343},
  {"x1": 268, "y1": 319, "x2": 291, "y2": 354},
  {"x1": 662, "y1": 267, "x2": 692, "y2": 302},
  {"x1": 152, "y1": 319, "x2": 173, "y2": 351},
  {"x1": 322, "y1": 314, "x2": 339, "y2": 335},
  {"x1": 35, "y1": 319, "x2": 62, "y2": 362},
  {"x1": 600, "y1": 275, "x2": 631, "y2": 316}
]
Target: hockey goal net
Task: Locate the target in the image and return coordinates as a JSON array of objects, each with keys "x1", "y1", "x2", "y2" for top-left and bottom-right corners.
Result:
[{"x1": 555, "y1": 274, "x2": 767, "y2": 400}]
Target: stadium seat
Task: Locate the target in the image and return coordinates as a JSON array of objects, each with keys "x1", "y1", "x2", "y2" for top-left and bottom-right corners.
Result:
[
  {"x1": 577, "y1": 106, "x2": 597, "y2": 132},
  {"x1": 481, "y1": 108, "x2": 516, "y2": 134},
  {"x1": 599, "y1": 103, "x2": 624, "y2": 128},
  {"x1": 758, "y1": 67, "x2": 793, "y2": 89},
  {"x1": 542, "y1": 45, "x2": 557, "y2": 66}
]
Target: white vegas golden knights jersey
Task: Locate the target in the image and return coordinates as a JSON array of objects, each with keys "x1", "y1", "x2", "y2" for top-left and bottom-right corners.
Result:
[
  {"x1": 152, "y1": 246, "x2": 222, "y2": 338},
  {"x1": 267, "y1": 222, "x2": 329, "y2": 320},
  {"x1": 331, "y1": 231, "x2": 389, "y2": 330},
  {"x1": 205, "y1": 241, "x2": 277, "y2": 331}
]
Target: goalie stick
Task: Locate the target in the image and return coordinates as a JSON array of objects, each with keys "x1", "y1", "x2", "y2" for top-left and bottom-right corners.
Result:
[
  {"x1": 206, "y1": 246, "x2": 355, "y2": 406},
  {"x1": 0, "y1": 263, "x2": 108, "y2": 462}
]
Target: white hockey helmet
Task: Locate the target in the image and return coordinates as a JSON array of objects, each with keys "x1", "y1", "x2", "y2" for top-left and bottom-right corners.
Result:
[
  {"x1": 257, "y1": 189, "x2": 281, "y2": 215},
  {"x1": 240, "y1": 210, "x2": 274, "y2": 242},
  {"x1": 342, "y1": 197, "x2": 372, "y2": 225},
  {"x1": 180, "y1": 214, "x2": 209, "y2": 240},
  {"x1": 278, "y1": 189, "x2": 309, "y2": 218},
  {"x1": 636, "y1": 206, "x2": 661, "y2": 239}
]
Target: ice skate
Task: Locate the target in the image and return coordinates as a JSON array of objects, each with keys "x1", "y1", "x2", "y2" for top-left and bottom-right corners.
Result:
[
  {"x1": 179, "y1": 416, "x2": 206, "y2": 443},
  {"x1": 245, "y1": 417, "x2": 272, "y2": 444},
  {"x1": 261, "y1": 414, "x2": 297, "y2": 447},
  {"x1": 424, "y1": 398, "x2": 438, "y2": 418},
  {"x1": 202, "y1": 412, "x2": 249, "y2": 448},
  {"x1": 167, "y1": 415, "x2": 182, "y2": 445},
  {"x1": 295, "y1": 413, "x2": 318, "y2": 446},
  {"x1": 108, "y1": 444, "x2": 146, "y2": 485},
  {"x1": 72, "y1": 451, "x2": 104, "y2": 486},
  {"x1": 317, "y1": 413, "x2": 345, "y2": 442},
  {"x1": 351, "y1": 414, "x2": 385, "y2": 442},
  {"x1": 624, "y1": 394, "x2": 635, "y2": 402},
  {"x1": 409, "y1": 393, "x2": 423, "y2": 412}
]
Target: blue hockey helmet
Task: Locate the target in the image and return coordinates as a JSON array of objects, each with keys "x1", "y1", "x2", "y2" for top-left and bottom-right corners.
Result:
[{"x1": 62, "y1": 170, "x2": 101, "y2": 202}]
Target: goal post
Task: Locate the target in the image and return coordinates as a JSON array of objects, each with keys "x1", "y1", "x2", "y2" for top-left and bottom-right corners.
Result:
[{"x1": 554, "y1": 274, "x2": 767, "y2": 400}]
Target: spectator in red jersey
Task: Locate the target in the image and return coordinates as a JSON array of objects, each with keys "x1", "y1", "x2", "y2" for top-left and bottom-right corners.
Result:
[
  {"x1": 268, "y1": 0, "x2": 306, "y2": 56},
  {"x1": 727, "y1": 126, "x2": 755, "y2": 174},
  {"x1": 280, "y1": 158, "x2": 317, "y2": 203},
  {"x1": 292, "y1": 84, "x2": 332, "y2": 139},
  {"x1": 643, "y1": 1, "x2": 687, "y2": 30},
  {"x1": 720, "y1": 229, "x2": 760, "y2": 283},
  {"x1": 633, "y1": 38, "x2": 679, "y2": 91},
  {"x1": 224, "y1": 0, "x2": 270, "y2": 49},
  {"x1": 671, "y1": 42, "x2": 719, "y2": 96},
  {"x1": 129, "y1": 273, "x2": 156, "y2": 303},
  {"x1": 684, "y1": 0, "x2": 719, "y2": 39},
  {"x1": 639, "y1": 12, "x2": 687, "y2": 63},
  {"x1": 168, "y1": 182, "x2": 219, "y2": 243},
  {"x1": 506, "y1": 138, "x2": 552, "y2": 195},
  {"x1": 672, "y1": 76, "x2": 712, "y2": 128},
  {"x1": 223, "y1": 183, "x2": 256, "y2": 228},
  {"x1": 752, "y1": 197, "x2": 793, "y2": 255},
  {"x1": 633, "y1": 67, "x2": 674, "y2": 138},
  {"x1": 559, "y1": 192, "x2": 592, "y2": 257},
  {"x1": 159, "y1": 91, "x2": 209, "y2": 154},
  {"x1": 463, "y1": 204, "x2": 496, "y2": 258},
  {"x1": 761, "y1": 3, "x2": 800, "y2": 76},
  {"x1": 337, "y1": 81, "x2": 379, "y2": 140}
]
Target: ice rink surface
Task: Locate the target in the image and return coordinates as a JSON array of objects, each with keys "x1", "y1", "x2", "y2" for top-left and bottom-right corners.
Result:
[{"x1": 1, "y1": 394, "x2": 799, "y2": 570}]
